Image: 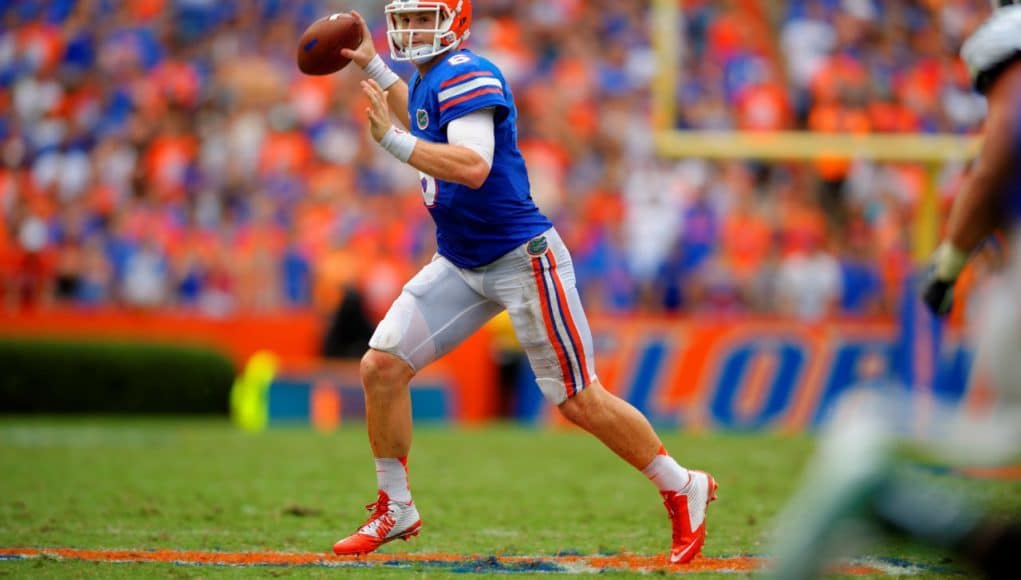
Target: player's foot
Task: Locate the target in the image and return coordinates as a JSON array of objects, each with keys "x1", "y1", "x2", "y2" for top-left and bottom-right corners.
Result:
[
  {"x1": 662, "y1": 470, "x2": 718, "y2": 564},
  {"x1": 766, "y1": 390, "x2": 896, "y2": 580},
  {"x1": 332, "y1": 491, "x2": 421, "y2": 556}
]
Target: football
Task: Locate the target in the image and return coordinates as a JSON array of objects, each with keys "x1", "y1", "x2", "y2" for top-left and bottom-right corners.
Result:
[{"x1": 296, "y1": 13, "x2": 363, "y2": 76}]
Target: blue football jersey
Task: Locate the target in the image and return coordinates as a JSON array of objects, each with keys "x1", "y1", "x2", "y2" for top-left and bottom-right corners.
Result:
[{"x1": 407, "y1": 49, "x2": 552, "y2": 268}]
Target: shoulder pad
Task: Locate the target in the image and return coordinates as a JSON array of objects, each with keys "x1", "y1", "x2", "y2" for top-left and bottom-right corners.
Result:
[{"x1": 961, "y1": 6, "x2": 1021, "y2": 94}]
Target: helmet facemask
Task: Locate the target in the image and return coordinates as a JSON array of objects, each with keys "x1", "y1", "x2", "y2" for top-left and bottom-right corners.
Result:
[{"x1": 385, "y1": 1, "x2": 467, "y2": 64}]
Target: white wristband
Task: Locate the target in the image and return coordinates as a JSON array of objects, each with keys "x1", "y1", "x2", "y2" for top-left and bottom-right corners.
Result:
[
  {"x1": 934, "y1": 240, "x2": 969, "y2": 281},
  {"x1": 365, "y1": 54, "x2": 399, "y2": 90},
  {"x1": 379, "y1": 126, "x2": 417, "y2": 162}
]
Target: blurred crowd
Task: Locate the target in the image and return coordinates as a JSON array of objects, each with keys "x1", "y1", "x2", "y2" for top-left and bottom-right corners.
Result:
[{"x1": 0, "y1": 0, "x2": 995, "y2": 322}]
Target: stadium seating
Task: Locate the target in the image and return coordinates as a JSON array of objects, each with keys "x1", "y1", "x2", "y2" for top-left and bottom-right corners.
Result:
[{"x1": 0, "y1": 0, "x2": 991, "y2": 322}]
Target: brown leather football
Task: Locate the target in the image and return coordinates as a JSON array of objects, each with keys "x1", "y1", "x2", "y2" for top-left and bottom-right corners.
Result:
[{"x1": 296, "y1": 13, "x2": 363, "y2": 75}]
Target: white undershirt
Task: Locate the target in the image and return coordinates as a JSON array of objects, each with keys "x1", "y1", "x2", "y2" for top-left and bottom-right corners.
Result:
[{"x1": 446, "y1": 107, "x2": 495, "y2": 168}]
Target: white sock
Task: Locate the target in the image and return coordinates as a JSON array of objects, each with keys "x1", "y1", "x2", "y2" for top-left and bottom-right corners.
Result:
[
  {"x1": 641, "y1": 449, "x2": 691, "y2": 493},
  {"x1": 375, "y1": 457, "x2": 412, "y2": 503}
]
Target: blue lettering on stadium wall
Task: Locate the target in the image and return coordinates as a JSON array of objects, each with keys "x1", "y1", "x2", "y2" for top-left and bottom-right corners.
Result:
[
  {"x1": 710, "y1": 341, "x2": 804, "y2": 430},
  {"x1": 262, "y1": 321, "x2": 976, "y2": 431}
]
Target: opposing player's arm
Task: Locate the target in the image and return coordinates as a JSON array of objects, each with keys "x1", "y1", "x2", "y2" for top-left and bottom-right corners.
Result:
[
  {"x1": 944, "y1": 61, "x2": 1021, "y2": 252},
  {"x1": 922, "y1": 59, "x2": 1021, "y2": 315},
  {"x1": 341, "y1": 10, "x2": 411, "y2": 130}
]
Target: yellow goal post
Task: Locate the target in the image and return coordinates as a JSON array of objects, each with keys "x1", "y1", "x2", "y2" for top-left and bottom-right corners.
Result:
[{"x1": 650, "y1": 0, "x2": 982, "y2": 261}]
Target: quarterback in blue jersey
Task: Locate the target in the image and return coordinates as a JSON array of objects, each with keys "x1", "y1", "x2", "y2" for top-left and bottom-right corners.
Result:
[
  {"x1": 405, "y1": 49, "x2": 552, "y2": 268},
  {"x1": 329, "y1": 0, "x2": 716, "y2": 563}
]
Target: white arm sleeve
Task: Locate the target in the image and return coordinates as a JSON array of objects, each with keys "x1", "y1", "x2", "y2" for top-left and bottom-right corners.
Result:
[{"x1": 446, "y1": 107, "x2": 495, "y2": 168}]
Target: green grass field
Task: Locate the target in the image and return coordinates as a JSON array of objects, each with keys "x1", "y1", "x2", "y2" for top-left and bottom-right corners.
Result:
[{"x1": 1, "y1": 417, "x2": 1018, "y2": 578}]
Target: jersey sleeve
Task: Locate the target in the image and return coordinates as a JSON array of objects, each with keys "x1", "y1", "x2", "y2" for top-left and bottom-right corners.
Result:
[{"x1": 435, "y1": 57, "x2": 508, "y2": 128}]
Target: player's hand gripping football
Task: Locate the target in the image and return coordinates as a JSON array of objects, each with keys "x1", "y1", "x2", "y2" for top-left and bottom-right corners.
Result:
[
  {"x1": 339, "y1": 10, "x2": 375, "y2": 69},
  {"x1": 362, "y1": 79, "x2": 392, "y2": 143}
]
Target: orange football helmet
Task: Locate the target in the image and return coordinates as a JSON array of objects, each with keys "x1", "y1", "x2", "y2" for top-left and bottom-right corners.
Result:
[{"x1": 384, "y1": 0, "x2": 471, "y2": 63}]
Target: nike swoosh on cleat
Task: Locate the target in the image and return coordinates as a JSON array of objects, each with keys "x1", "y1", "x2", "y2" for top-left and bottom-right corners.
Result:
[{"x1": 671, "y1": 540, "x2": 699, "y2": 563}]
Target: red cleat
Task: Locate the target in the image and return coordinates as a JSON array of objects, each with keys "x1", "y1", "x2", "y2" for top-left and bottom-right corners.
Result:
[
  {"x1": 332, "y1": 491, "x2": 421, "y2": 556},
  {"x1": 662, "y1": 470, "x2": 718, "y2": 564}
]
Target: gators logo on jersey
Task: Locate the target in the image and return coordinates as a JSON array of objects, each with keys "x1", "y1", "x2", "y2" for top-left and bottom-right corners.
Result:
[
  {"x1": 526, "y1": 236, "x2": 548, "y2": 256},
  {"x1": 416, "y1": 109, "x2": 429, "y2": 130}
]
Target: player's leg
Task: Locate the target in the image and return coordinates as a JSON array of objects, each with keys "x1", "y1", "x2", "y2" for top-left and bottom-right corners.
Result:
[
  {"x1": 360, "y1": 350, "x2": 414, "y2": 458},
  {"x1": 876, "y1": 233, "x2": 1021, "y2": 577},
  {"x1": 359, "y1": 256, "x2": 502, "y2": 458},
  {"x1": 973, "y1": 230, "x2": 1021, "y2": 409},
  {"x1": 492, "y1": 229, "x2": 716, "y2": 564},
  {"x1": 560, "y1": 382, "x2": 661, "y2": 468},
  {"x1": 550, "y1": 319, "x2": 718, "y2": 566},
  {"x1": 333, "y1": 256, "x2": 503, "y2": 556},
  {"x1": 767, "y1": 387, "x2": 1021, "y2": 580}
]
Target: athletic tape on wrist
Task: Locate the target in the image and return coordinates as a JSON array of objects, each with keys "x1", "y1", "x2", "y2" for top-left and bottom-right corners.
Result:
[
  {"x1": 935, "y1": 241, "x2": 969, "y2": 281},
  {"x1": 379, "y1": 126, "x2": 417, "y2": 163},
  {"x1": 365, "y1": 55, "x2": 399, "y2": 90}
]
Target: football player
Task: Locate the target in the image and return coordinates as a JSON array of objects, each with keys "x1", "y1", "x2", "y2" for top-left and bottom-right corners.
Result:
[
  {"x1": 771, "y1": 3, "x2": 1021, "y2": 578},
  {"x1": 923, "y1": 0, "x2": 1021, "y2": 408},
  {"x1": 329, "y1": 0, "x2": 717, "y2": 564},
  {"x1": 922, "y1": 0, "x2": 1021, "y2": 323}
]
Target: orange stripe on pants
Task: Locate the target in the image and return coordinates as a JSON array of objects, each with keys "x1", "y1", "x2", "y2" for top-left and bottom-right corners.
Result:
[
  {"x1": 544, "y1": 251, "x2": 589, "y2": 391},
  {"x1": 531, "y1": 256, "x2": 576, "y2": 398}
]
